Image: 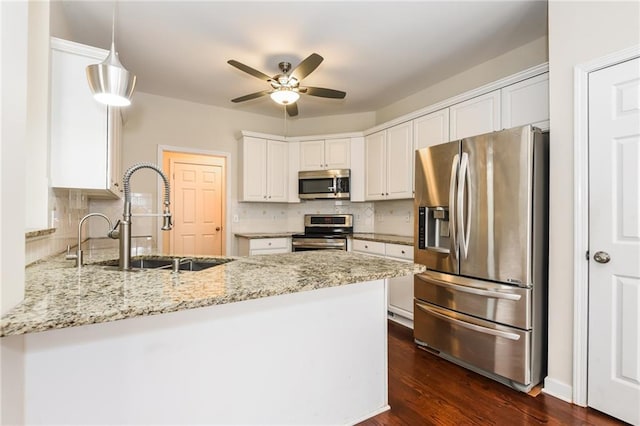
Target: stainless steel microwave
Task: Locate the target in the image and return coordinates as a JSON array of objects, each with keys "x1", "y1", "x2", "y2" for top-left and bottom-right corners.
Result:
[{"x1": 298, "y1": 169, "x2": 350, "y2": 200}]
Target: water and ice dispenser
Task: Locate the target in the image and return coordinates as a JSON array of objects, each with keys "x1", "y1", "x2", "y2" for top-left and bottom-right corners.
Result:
[{"x1": 417, "y1": 206, "x2": 451, "y2": 254}]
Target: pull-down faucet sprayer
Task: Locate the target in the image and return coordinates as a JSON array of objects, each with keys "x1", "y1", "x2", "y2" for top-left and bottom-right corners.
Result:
[{"x1": 117, "y1": 163, "x2": 172, "y2": 270}]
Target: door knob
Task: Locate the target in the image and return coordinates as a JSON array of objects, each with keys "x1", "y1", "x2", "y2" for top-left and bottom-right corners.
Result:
[
  {"x1": 215, "y1": 227, "x2": 221, "y2": 231},
  {"x1": 593, "y1": 251, "x2": 611, "y2": 264}
]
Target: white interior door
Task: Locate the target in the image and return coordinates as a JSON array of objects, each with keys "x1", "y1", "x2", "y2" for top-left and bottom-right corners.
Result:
[{"x1": 588, "y1": 57, "x2": 640, "y2": 425}]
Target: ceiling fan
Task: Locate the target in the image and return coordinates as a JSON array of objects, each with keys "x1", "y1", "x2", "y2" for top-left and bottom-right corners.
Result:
[{"x1": 227, "y1": 53, "x2": 346, "y2": 117}]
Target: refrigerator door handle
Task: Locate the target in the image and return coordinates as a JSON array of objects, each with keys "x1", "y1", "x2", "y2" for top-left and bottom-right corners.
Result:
[
  {"x1": 457, "y1": 152, "x2": 471, "y2": 258},
  {"x1": 415, "y1": 302, "x2": 521, "y2": 341},
  {"x1": 416, "y1": 273, "x2": 522, "y2": 301},
  {"x1": 449, "y1": 154, "x2": 459, "y2": 258}
]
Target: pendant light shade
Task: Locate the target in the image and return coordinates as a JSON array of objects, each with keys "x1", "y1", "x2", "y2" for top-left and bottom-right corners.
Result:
[{"x1": 86, "y1": 6, "x2": 136, "y2": 106}]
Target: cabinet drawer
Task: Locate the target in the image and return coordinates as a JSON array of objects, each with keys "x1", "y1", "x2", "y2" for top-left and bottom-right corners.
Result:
[
  {"x1": 251, "y1": 247, "x2": 289, "y2": 255},
  {"x1": 414, "y1": 300, "x2": 531, "y2": 386},
  {"x1": 250, "y1": 238, "x2": 289, "y2": 250},
  {"x1": 352, "y1": 239, "x2": 385, "y2": 256},
  {"x1": 385, "y1": 243, "x2": 413, "y2": 261}
]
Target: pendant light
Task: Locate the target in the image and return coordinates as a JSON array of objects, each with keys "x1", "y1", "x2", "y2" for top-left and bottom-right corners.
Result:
[{"x1": 86, "y1": 4, "x2": 136, "y2": 107}]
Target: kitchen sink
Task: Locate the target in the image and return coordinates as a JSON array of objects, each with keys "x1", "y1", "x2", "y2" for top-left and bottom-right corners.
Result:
[{"x1": 99, "y1": 257, "x2": 235, "y2": 271}]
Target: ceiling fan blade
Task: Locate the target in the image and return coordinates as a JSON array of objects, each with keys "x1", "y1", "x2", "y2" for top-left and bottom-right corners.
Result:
[
  {"x1": 290, "y1": 53, "x2": 323, "y2": 81},
  {"x1": 231, "y1": 90, "x2": 271, "y2": 103},
  {"x1": 301, "y1": 86, "x2": 346, "y2": 99},
  {"x1": 286, "y1": 103, "x2": 299, "y2": 117},
  {"x1": 228, "y1": 60, "x2": 272, "y2": 82}
]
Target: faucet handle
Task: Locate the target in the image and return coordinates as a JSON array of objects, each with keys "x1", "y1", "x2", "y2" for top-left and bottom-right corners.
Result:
[
  {"x1": 65, "y1": 245, "x2": 78, "y2": 260},
  {"x1": 108, "y1": 220, "x2": 121, "y2": 239}
]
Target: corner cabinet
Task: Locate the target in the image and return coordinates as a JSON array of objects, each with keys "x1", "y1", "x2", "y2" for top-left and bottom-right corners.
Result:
[
  {"x1": 49, "y1": 38, "x2": 122, "y2": 198},
  {"x1": 365, "y1": 121, "x2": 413, "y2": 201},
  {"x1": 299, "y1": 138, "x2": 350, "y2": 171},
  {"x1": 239, "y1": 135, "x2": 288, "y2": 202}
]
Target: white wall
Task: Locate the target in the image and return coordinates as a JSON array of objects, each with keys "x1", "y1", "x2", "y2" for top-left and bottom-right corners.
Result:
[
  {"x1": 376, "y1": 36, "x2": 549, "y2": 124},
  {"x1": 0, "y1": 0, "x2": 28, "y2": 316},
  {"x1": 546, "y1": 0, "x2": 640, "y2": 399}
]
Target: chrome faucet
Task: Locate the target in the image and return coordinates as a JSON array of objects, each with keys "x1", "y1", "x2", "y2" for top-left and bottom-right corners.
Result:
[
  {"x1": 116, "y1": 163, "x2": 172, "y2": 270},
  {"x1": 66, "y1": 213, "x2": 115, "y2": 268}
]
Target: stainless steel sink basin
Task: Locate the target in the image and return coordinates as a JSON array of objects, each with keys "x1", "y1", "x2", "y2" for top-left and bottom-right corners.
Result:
[{"x1": 99, "y1": 257, "x2": 234, "y2": 271}]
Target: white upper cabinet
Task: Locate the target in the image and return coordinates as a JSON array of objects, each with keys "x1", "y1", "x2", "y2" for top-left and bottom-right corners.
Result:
[
  {"x1": 501, "y1": 73, "x2": 549, "y2": 131},
  {"x1": 449, "y1": 90, "x2": 501, "y2": 140},
  {"x1": 365, "y1": 121, "x2": 413, "y2": 201},
  {"x1": 239, "y1": 136, "x2": 288, "y2": 202},
  {"x1": 49, "y1": 38, "x2": 122, "y2": 198},
  {"x1": 414, "y1": 109, "x2": 450, "y2": 150},
  {"x1": 299, "y1": 138, "x2": 350, "y2": 171}
]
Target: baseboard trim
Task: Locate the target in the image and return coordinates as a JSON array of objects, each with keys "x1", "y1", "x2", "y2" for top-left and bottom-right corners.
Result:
[
  {"x1": 542, "y1": 377, "x2": 573, "y2": 403},
  {"x1": 347, "y1": 404, "x2": 390, "y2": 426}
]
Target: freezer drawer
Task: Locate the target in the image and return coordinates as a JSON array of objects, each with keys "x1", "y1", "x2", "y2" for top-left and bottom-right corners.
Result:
[
  {"x1": 414, "y1": 300, "x2": 532, "y2": 386},
  {"x1": 415, "y1": 271, "x2": 531, "y2": 329}
]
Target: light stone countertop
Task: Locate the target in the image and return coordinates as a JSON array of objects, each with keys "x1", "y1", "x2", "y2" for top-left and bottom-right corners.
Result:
[
  {"x1": 351, "y1": 233, "x2": 414, "y2": 246},
  {"x1": 234, "y1": 232, "x2": 297, "y2": 239},
  {"x1": 0, "y1": 249, "x2": 424, "y2": 337}
]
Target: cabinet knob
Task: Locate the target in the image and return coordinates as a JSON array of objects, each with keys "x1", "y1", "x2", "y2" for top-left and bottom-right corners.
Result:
[
  {"x1": 365, "y1": 245, "x2": 368, "y2": 249},
  {"x1": 401, "y1": 250, "x2": 405, "y2": 254},
  {"x1": 264, "y1": 195, "x2": 267, "y2": 199},
  {"x1": 381, "y1": 193, "x2": 384, "y2": 196},
  {"x1": 268, "y1": 195, "x2": 271, "y2": 199},
  {"x1": 268, "y1": 242, "x2": 272, "y2": 246}
]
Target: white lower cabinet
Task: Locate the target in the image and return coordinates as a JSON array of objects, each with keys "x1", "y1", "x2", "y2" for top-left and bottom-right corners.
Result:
[
  {"x1": 237, "y1": 237, "x2": 291, "y2": 256},
  {"x1": 352, "y1": 239, "x2": 414, "y2": 328}
]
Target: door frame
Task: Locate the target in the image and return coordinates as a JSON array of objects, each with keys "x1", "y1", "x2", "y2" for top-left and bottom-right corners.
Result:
[
  {"x1": 573, "y1": 45, "x2": 640, "y2": 406},
  {"x1": 157, "y1": 145, "x2": 231, "y2": 256}
]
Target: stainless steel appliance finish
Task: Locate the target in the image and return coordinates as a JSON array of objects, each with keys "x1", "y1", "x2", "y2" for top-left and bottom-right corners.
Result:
[
  {"x1": 292, "y1": 214, "x2": 353, "y2": 252},
  {"x1": 413, "y1": 125, "x2": 548, "y2": 392},
  {"x1": 298, "y1": 169, "x2": 350, "y2": 200}
]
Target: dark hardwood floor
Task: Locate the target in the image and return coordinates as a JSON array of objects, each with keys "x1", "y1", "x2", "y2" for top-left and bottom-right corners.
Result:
[{"x1": 358, "y1": 321, "x2": 625, "y2": 426}]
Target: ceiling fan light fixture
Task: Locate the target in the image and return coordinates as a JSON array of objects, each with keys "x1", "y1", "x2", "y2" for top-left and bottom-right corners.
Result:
[
  {"x1": 270, "y1": 89, "x2": 300, "y2": 105},
  {"x1": 86, "y1": 5, "x2": 136, "y2": 107}
]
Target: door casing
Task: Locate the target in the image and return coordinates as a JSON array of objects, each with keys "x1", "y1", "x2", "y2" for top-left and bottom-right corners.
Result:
[
  {"x1": 572, "y1": 45, "x2": 640, "y2": 406},
  {"x1": 157, "y1": 145, "x2": 231, "y2": 256}
]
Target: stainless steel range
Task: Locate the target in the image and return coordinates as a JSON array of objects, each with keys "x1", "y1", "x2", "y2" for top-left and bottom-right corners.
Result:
[{"x1": 291, "y1": 214, "x2": 353, "y2": 252}]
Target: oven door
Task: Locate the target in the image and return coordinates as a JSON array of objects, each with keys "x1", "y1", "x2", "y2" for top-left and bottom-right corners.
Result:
[{"x1": 292, "y1": 237, "x2": 347, "y2": 252}]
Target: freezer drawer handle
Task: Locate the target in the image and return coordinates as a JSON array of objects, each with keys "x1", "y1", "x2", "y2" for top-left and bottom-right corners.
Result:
[
  {"x1": 416, "y1": 302, "x2": 521, "y2": 341},
  {"x1": 416, "y1": 274, "x2": 522, "y2": 301}
]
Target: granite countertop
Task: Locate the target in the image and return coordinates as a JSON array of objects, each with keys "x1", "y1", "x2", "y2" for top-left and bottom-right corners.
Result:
[
  {"x1": 235, "y1": 232, "x2": 297, "y2": 239},
  {"x1": 351, "y1": 233, "x2": 414, "y2": 246},
  {"x1": 0, "y1": 250, "x2": 424, "y2": 337}
]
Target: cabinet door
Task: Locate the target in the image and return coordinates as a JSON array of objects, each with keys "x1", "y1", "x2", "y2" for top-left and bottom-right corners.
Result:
[
  {"x1": 365, "y1": 131, "x2": 387, "y2": 200},
  {"x1": 386, "y1": 122, "x2": 414, "y2": 199},
  {"x1": 299, "y1": 140, "x2": 325, "y2": 171},
  {"x1": 50, "y1": 45, "x2": 110, "y2": 192},
  {"x1": 501, "y1": 73, "x2": 549, "y2": 131},
  {"x1": 266, "y1": 140, "x2": 288, "y2": 202},
  {"x1": 414, "y1": 109, "x2": 450, "y2": 150},
  {"x1": 241, "y1": 137, "x2": 267, "y2": 201},
  {"x1": 324, "y1": 138, "x2": 351, "y2": 169},
  {"x1": 449, "y1": 90, "x2": 501, "y2": 140}
]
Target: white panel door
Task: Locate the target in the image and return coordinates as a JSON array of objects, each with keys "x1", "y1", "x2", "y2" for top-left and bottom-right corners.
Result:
[
  {"x1": 299, "y1": 140, "x2": 325, "y2": 171},
  {"x1": 365, "y1": 131, "x2": 387, "y2": 200},
  {"x1": 588, "y1": 57, "x2": 640, "y2": 426},
  {"x1": 266, "y1": 140, "x2": 288, "y2": 202},
  {"x1": 501, "y1": 73, "x2": 549, "y2": 130},
  {"x1": 449, "y1": 90, "x2": 501, "y2": 140},
  {"x1": 414, "y1": 109, "x2": 450, "y2": 150},
  {"x1": 324, "y1": 138, "x2": 351, "y2": 170},
  {"x1": 386, "y1": 121, "x2": 414, "y2": 199},
  {"x1": 241, "y1": 137, "x2": 267, "y2": 201}
]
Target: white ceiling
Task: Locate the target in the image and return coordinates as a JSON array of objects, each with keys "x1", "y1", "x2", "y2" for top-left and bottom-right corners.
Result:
[{"x1": 52, "y1": 1, "x2": 548, "y2": 119}]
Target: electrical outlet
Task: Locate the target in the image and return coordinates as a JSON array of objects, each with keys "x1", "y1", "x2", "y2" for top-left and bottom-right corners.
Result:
[{"x1": 233, "y1": 214, "x2": 239, "y2": 223}]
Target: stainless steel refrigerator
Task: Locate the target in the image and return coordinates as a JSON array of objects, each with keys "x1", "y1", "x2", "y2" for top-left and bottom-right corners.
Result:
[{"x1": 413, "y1": 124, "x2": 548, "y2": 392}]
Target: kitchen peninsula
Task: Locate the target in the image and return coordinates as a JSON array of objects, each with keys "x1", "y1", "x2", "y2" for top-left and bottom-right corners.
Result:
[{"x1": 1, "y1": 249, "x2": 424, "y2": 425}]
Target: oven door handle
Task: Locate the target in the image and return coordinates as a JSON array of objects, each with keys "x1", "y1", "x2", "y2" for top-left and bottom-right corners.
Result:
[{"x1": 292, "y1": 241, "x2": 346, "y2": 248}]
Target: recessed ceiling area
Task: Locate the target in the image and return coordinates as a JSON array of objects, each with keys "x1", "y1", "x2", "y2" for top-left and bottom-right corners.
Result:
[{"x1": 51, "y1": 1, "x2": 548, "y2": 118}]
